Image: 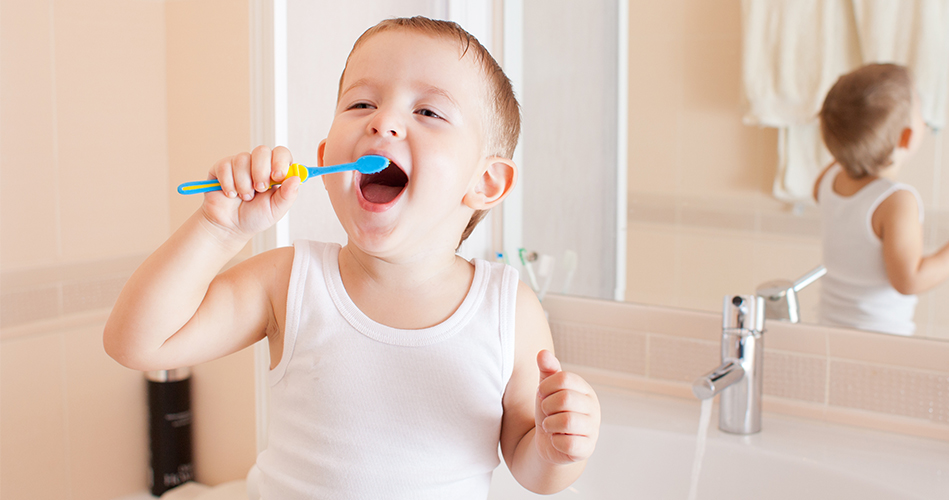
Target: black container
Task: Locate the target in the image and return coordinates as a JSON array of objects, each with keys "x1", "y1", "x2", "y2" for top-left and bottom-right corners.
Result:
[{"x1": 146, "y1": 368, "x2": 195, "y2": 496}]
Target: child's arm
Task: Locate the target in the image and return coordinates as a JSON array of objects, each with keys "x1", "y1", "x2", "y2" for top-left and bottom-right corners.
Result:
[
  {"x1": 874, "y1": 189, "x2": 949, "y2": 295},
  {"x1": 104, "y1": 146, "x2": 300, "y2": 371},
  {"x1": 499, "y1": 282, "x2": 600, "y2": 494}
]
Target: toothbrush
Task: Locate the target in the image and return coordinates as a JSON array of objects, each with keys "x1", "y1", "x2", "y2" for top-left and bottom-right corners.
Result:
[
  {"x1": 176, "y1": 155, "x2": 390, "y2": 195},
  {"x1": 535, "y1": 254, "x2": 556, "y2": 302}
]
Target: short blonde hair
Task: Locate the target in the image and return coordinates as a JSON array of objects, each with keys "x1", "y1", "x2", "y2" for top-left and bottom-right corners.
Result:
[
  {"x1": 819, "y1": 63, "x2": 914, "y2": 178},
  {"x1": 339, "y1": 17, "x2": 521, "y2": 246}
]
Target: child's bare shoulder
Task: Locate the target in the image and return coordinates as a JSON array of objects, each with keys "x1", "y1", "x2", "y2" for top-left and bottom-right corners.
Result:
[
  {"x1": 872, "y1": 188, "x2": 921, "y2": 237},
  {"x1": 514, "y1": 279, "x2": 549, "y2": 338},
  {"x1": 218, "y1": 246, "x2": 295, "y2": 307}
]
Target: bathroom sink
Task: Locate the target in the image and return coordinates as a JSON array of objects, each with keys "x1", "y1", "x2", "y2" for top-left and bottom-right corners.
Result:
[{"x1": 488, "y1": 385, "x2": 948, "y2": 500}]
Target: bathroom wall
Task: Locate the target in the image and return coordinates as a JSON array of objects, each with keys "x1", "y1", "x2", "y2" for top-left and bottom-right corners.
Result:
[
  {"x1": 165, "y1": 0, "x2": 257, "y2": 488},
  {"x1": 623, "y1": 0, "x2": 949, "y2": 338},
  {"x1": 1, "y1": 1, "x2": 256, "y2": 498}
]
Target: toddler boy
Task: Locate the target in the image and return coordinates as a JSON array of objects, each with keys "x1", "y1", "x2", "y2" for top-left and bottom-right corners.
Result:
[
  {"x1": 105, "y1": 16, "x2": 600, "y2": 499},
  {"x1": 814, "y1": 63, "x2": 949, "y2": 335}
]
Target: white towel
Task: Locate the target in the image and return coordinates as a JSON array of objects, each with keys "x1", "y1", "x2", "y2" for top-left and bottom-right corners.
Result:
[
  {"x1": 851, "y1": 0, "x2": 949, "y2": 129},
  {"x1": 742, "y1": 0, "x2": 949, "y2": 202},
  {"x1": 741, "y1": 0, "x2": 861, "y2": 127}
]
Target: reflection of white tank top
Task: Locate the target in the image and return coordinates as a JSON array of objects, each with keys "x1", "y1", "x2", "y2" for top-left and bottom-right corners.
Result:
[
  {"x1": 817, "y1": 164, "x2": 923, "y2": 335},
  {"x1": 257, "y1": 241, "x2": 517, "y2": 500}
]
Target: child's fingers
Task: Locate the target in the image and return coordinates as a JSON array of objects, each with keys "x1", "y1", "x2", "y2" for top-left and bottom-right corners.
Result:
[
  {"x1": 271, "y1": 146, "x2": 293, "y2": 182},
  {"x1": 540, "y1": 389, "x2": 597, "y2": 417},
  {"x1": 536, "y1": 349, "x2": 561, "y2": 384},
  {"x1": 271, "y1": 175, "x2": 301, "y2": 215},
  {"x1": 538, "y1": 370, "x2": 594, "y2": 402},
  {"x1": 230, "y1": 152, "x2": 256, "y2": 201},
  {"x1": 541, "y1": 411, "x2": 597, "y2": 436},
  {"x1": 251, "y1": 145, "x2": 275, "y2": 193},
  {"x1": 548, "y1": 433, "x2": 596, "y2": 460},
  {"x1": 213, "y1": 157, "x2": 238, "y2": 199}
]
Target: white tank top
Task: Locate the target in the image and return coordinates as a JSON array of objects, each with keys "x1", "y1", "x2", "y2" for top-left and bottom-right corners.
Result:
[
  {"x1": 817, "y1": 164, "x2": 923, "y2": 335},
  {"x1": 256, "y1": 241, "x2": 518, "y2": 499}
]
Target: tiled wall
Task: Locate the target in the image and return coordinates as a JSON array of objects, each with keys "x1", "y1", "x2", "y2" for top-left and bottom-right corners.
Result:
[
  {"x1": 544, "y1": 294, "x2": 949, "y2": 440},
  {"x1": 1, "y1": 257, "x2": 145, "y2": 330},
  {"x1": 0, "y1": 1, "x2": 256, "y2": 499}
]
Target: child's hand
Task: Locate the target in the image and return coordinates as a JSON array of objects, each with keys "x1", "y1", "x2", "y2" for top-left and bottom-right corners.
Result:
[
  {"x1": 534, "y1": 350, "x2": 600, "y2": 465},
  {"x1": 201, "y1": 145, "x2": 301, "y2": 240}
]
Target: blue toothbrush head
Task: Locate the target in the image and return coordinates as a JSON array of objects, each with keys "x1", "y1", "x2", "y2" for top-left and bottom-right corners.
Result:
[{"x1": 355, "y1": 155, "x2": 390, "y2": 174}]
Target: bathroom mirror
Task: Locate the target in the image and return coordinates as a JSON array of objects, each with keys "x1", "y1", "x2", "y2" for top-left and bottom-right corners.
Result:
[{"x1": 516, "y1": 0, "x2": 949, "y2": 340}]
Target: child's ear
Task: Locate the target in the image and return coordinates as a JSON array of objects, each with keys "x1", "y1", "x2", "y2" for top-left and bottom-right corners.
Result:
[
  {"x1": 463, "y1": 157, "x2": 517, "y2": 210},
  {"x1": 317, "y1": 139, "x2": 327, "y2": 166},
  {"x1": 317, "y1": 139, "x2": 329, "y2": 189},
  {"x1": 898, "y1": 127, "x2": 913, "y2": 149}
]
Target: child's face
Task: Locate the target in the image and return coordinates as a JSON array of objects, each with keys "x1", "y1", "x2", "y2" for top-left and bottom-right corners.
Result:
[{"x1": 319, "y1": 30, "x2": 490, "y2": 256}]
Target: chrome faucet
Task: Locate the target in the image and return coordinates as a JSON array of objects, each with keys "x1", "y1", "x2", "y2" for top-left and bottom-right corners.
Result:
[
  {"x1": 692, "y1": 295, "x2": 765, "y2": 434},
  {"x1": 692, "y1": 267, "x2": 825, "y2": 435}
]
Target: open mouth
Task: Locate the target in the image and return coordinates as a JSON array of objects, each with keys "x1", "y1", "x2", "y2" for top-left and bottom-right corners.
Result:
[{"x1": 358, "y1": 160, "x2": 408, "y2": 205}]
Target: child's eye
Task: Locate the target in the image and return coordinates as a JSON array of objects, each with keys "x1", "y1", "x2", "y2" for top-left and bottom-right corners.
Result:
[
  {"x1": 416, "y1": 108, "x2": 441, "y2": 119},
  {"x1": 347, "y1": 102, "x2": 374, "y2": 110}
]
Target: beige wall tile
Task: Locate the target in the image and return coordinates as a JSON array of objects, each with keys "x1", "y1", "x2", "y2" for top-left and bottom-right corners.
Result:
[
  {"x1": 0, "y1": 0, "x2": 60, "y2": 268},
  {"x1": 680, "y1": 204, "x2": 756, "y2": 232},
  {"x1": 54, "y1": 0, "x2": 169, "y2": 262},
  {"x1": 0, "y1": 334, "x2": 71, "y2": 500},
  {"x1": 676, "y1": 33, "x2": 774, "y2": 196},
  {"x1": 544, "y1": 294, "x2": 722, "y2": 341},
  {"x1": 763, "y1": 351, "x2": 827, "y2": 403},
  {"x1": 191, "y1": 348, "x2": 257, "y2": 486},
  {"x1": 627, "y1": 39, "x2": 682, "y2": 196},
  {"x1": 166, "y1": 0, "x2": 251, "y2": 231},
  {"x1": 627, "y1": 196, "x2": 677, "y2": 225},
  {"x1": 829, "y1": 329, "x2": 949, "y2": 372},
  {"x1": 63, "y1": 324, "x2": 148, "y2": 500},
  {"x1": 829, "y1": 361, "x2": 948, "y2": 423},
  {"x1": 626, "y1": 224, "x2": 677, "y2": 304},
  {"x1": 681, "y1": 0, "x2": 742, "y2": 40},
  {"x1": 765, "y1": 320, "x2": 828, "y2": 356},
  {"x1": 0, "y1": 285, "x2": 61, "y2": 329},
  {"x1": 751, "y1": 234, "x2": 823, "y2": 282},
  {"x1": 628, "y1": 0, "x2": 685, "y2": 42},
  {"x1": 676, "y1": 229, "x2": 757, "y2": 309},
  {"x1": 648, "y1": 335, "x2": 719, "y2": 382},
  {"x1": 551, "y1": 321, "x2": 647, "y2": 375},
  {"x1": 759, "y1": 210, "x2": 822, "y2": 238}
]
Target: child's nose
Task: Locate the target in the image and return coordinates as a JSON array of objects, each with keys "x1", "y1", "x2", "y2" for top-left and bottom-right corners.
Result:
[{"x1": 367, "y1": 110, "x2": 404, "y2": 138}]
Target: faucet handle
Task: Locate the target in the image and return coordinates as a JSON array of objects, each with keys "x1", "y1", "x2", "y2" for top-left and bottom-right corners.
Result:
[
  {"x1": 722, "y1": 295, "x2": 765, "y2": 332},
  {"x1": 755, "y1": 265, "x2": 826, "y2": 323},
  {"x1": 792, "y1": 265, "x2": 826, "y2": 292},
  {"x1": 756, "y1": 280, "x2": 798, "y2": 322}
]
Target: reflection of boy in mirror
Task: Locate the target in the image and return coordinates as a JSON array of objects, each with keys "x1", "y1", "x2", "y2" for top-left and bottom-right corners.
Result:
[
  {"x1": 814, "y1": 63, "x2": 949, "y2": 335},
  {"x1": 104, "y1": 17, "x2": 600, "y2": 498}
]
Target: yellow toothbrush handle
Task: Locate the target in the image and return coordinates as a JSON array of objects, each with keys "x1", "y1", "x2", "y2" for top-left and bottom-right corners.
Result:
[{"x1": 177, "y1": 164, "x2": 309, "y2": 195}]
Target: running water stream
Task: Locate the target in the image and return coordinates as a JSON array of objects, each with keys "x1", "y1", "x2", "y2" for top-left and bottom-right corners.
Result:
[{"x1": 687, "y1": 399, "x2": 714, "y2": 500}]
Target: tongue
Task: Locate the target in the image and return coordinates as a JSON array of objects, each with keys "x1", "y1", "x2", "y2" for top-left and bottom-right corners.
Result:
[{"x1": 362, "y1": 183, "x2": 402, "y2": 204}]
